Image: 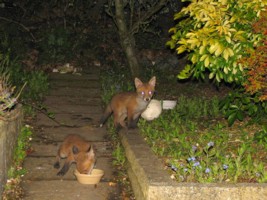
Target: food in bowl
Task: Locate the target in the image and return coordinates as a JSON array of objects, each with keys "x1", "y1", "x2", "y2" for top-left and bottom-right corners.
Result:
[{"x1": 74, "y1": 169, "x2": 104, "y2": 185}]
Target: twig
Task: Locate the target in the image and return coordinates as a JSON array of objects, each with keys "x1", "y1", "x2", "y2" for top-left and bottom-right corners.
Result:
[
  {"x1": 21, "y1": 101, "x2": 77, "y2": 128},
  {"x1": 130, "y1": 0, "x2": 169, "y2": 35},
  {"x1": 0, "y1": 16, "x2": 36, "y2": 41}
]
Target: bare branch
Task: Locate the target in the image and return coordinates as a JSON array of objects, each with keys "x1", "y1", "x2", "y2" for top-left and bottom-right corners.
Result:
[
  {"x1": 0, "y1": 16, "x2": 36, "y2": 41},
  {"x1": 130, "y1": 0, "x2": 169, "y2": 35}
]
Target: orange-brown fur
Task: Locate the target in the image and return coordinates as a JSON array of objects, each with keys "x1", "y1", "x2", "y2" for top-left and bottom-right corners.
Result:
[
  {"x1": 100, "y1": 76, "x2": 156, "y2": 130},
  {"x1": 54, "y1": 134, "x2": 95, "y2": 176}
]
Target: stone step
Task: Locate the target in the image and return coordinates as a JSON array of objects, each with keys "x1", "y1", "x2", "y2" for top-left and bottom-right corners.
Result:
[
  {"x1": 43, "y1": 104, "x2": 103, "y2": 115},
  {"x1": 30, "y1": 142, "x2": 112, "y2": 158},
  {"x1": 49, "y1": 79, "x2": 100, "y2": 89},
  {"x1": 21, "y1": 180, "x2": 117, "y2": 200},
  {"x1": 33, "y1": 126, "x2": 108, "y2": 142},
  {"x1": 48, "y1": 73, "x2": 99, "y2": 81},
  {"x1": 43, "y1": 96, "x2": 102, "y2": 106},
  {"x1": 23, "y1": 156, "x2": 114, "y2": 181},
  {"x1": 47, "y1": 87, "x2": 100, "y2": 98},
  {"x1": 36, "y1": 112, "x2": 101, "y2": 127}
]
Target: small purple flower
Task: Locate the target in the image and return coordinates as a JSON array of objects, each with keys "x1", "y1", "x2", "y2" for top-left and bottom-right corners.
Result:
[
  {"x1": 187, "y1": 157, "x2": 196, "y2": 162},
  {"x1": 222, "y1": 164, "x2": 229, "y2": 170},
  {"x1": 192, "y1": 145, "x2": 197, "y2": 152},
  {"x1": 193, "y1": 161, "x2": 200, "y2": 167},
  {"x1": 205, "y1": 168, "x2": 211, "y2": 173},
  {"x1": 171, "y1": 165, "x2": 178, "y2": 172},
  {"x1": 207, "y1": 141, "x2": 214, "y2": 147}
]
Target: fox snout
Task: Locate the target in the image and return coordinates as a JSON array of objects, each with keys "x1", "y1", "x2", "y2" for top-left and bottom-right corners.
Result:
[
  {"x1": 144, "y1": 97, "x2": 151, "y2": 102},
  {"x1": 141, "y1": 91, "x2": 153, "y2": 102}
]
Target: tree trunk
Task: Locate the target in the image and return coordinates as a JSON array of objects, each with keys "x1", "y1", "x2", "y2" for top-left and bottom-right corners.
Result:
[{"x1": 114, "y1": 0, "x2": 140, "y2": 78}]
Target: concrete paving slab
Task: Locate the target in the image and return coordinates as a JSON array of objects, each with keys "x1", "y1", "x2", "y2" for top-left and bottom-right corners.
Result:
[
  {"x1": 44, "y1": 104, "x2": 103, "y2": 115},
  {"x1": 33, "y1": 126, "x2": 108, "y2": 142},
  {"x1": 30, "y1": 142, "x2": 112, "y2": 158},
  {"x1": 47, "y1": 87, "x2": 100, "y2": 97},
  {"x1": 23, "y1": 157, "x2": 114, "y2": 181},
  {"x1": 22, "y1": 180, "x2": 119, "y2": 200},
  {"x1": 49, "y1": 79, "x2": 100, "y2": 89},
  {"x1": 36, "y1": 113, "x2": 100, "y2": 127},
  {"x1": 43, "y1": 96, "x2": 102, "y2": 106},
  {"x1": 48, "y1": 73, "x2": 99, "y2": 81}
]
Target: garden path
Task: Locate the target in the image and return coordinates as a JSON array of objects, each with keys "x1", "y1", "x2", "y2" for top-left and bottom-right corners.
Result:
[{"x1": 21, "y1": 65, "x2": 121, "y2": 199}]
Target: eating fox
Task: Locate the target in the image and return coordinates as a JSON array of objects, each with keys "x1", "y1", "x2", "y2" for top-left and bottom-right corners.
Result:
[
  {"x1": 54, "y1": 134, "x2": 96, "y2": 176},
  {"x1": 99, "y1": 76, "x2": 156, "y2": 130}
]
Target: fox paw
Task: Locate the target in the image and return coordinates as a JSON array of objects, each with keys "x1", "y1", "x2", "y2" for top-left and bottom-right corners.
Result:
[
  {"x1": 54, "y1": 162, "x2": 60, "y2": 169},
  {"x1": 57, "y1": 171, "x2": 66, "y2": 176}
]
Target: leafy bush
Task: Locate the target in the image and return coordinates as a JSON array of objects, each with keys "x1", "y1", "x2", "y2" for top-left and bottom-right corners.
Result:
[
  {"x1": 220, "y1": 88, "x2": 267, "y2": 126},
  {"x1": 0, "y1": 40, "x2": 48, "y2": 117},
  {"x1": 38, "y1": 28, "x2": 73, "y2": 64},
  {"x1": 239, "y1": 9, "x2": 267, "y2": 101},
  {"x1": 167, "y1": 0, "x2": 267, "y2": 84}
]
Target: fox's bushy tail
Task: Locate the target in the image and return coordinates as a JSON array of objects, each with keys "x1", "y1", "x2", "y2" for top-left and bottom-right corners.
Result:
[{"x1": 99, "y1": 104, "x2": 112, "y2": 127}]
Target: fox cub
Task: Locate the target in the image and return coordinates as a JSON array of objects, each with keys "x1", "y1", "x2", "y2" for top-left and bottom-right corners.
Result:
[
  {"x1": 54, "y1": 134, "x2": 96, "y2": 176},
  {"x1": 100, "y1": 76, "x2": 156, "y2": 130}
]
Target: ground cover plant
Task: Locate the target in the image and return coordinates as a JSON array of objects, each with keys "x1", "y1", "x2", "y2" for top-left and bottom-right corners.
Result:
[
  {"x1": 139, "y1": 97, "x2": 267, "y2": 183},
  {"x1": 2, "y1": 125, "x2": 33, "y2": 200}
]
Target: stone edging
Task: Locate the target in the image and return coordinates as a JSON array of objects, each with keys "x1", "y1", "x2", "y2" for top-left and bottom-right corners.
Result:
[
  {"x1": 0, "y1": 105, "x2": 23, "y2": 198},
  {"x1": 119, "y1": 129, "x2": 267, "y2": 200}
]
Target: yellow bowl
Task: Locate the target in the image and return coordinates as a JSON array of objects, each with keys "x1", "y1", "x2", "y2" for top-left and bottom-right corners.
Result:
[{"x1": 74, "y1": 169, "x2": 104, "y2": 184}]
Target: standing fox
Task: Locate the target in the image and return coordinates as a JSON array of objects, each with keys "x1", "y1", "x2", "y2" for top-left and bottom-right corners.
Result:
[
  {"x1": 100, "y1": 76, "x2": 156, "y2": 130},
  {"x1": 54, "y1": 134, "x2": 96, "y2": 176}
]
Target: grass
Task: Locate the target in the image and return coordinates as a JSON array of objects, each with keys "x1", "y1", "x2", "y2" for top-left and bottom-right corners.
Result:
[{"x1": 138, "y1": 96, "x2": 267, "y2": 183}]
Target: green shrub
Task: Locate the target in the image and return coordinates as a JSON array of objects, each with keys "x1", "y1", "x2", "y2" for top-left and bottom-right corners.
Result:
[
  {"x1": 167, "y1": 0, "x2": 267, "y2": 84},
  {"x1": 220, "y1": 88, "x2": 267, "y2": 126},
  {"x1": 38, "y1": 28, "x2": 74, "y2": 64}
]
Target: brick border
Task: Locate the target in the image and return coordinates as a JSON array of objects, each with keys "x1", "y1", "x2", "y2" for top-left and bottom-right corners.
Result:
[{"x1": 119, "y1": 129, "x2": 267, "y2": 200}]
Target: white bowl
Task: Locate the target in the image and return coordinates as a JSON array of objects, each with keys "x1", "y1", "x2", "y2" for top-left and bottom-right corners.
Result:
[
  {"x1": 162, "y1": 100, "x2": 177, "y2": 110},
  {"x1": 74, "y1": 169, "x2": 104, "y2": 184}
]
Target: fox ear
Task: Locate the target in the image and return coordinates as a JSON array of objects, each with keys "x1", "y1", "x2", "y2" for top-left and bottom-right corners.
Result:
[
  {"x1": 86, "y1": 145, "x2": 93, "y2": 152},
  {"x1": 149, "y1": 76, "x2": 156, "y2": 87},
  {"x1": 87, "y1": 145, "x2": 95, "y2": 158},
  {"x1": 134, "y1": 77, "x2": 143, "y2": 88},
  {"x1": 73, "y1": 146, "x2": 79, "y2": 154}
]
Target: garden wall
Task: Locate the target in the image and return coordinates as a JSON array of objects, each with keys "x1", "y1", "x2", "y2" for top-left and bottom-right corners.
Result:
[
  {"x1": 0, "y1": 105, "x2": 23, "y2": 199},
  {"x1": 119, "y1": 129, "x2": 267, "y2": 200}
]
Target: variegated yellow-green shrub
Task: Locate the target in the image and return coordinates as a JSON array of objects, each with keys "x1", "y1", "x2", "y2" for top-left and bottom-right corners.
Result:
[{"x1": 167, "y1": 0, "x2": 267, "y2": 83}]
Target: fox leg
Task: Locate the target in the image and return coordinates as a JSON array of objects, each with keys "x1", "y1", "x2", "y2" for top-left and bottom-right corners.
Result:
[
  {"x1": 99, "y1": 104, "x2": 112, "y2": 127},
  {"x1": 54, "y1": 155, "x2": 61, "y2": 169},
  {"x1": 114, "y1": 112, "x2": 127, "y2": 131},
  {"x1": 57, "y1": 162, "x2": 71, "y2": 176},
  {"x1": 57, "y1": 154, "x2": 74, "y2": 176},
  {"x1": 127, "y1": 111, "x2": 140, "y2": 129},
  {"x1": 54, "y1": 147, "x2": 65, "y2": 169},
  {"x1": 128, "y1": 117, "x2": 139, "y2": 129}
]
